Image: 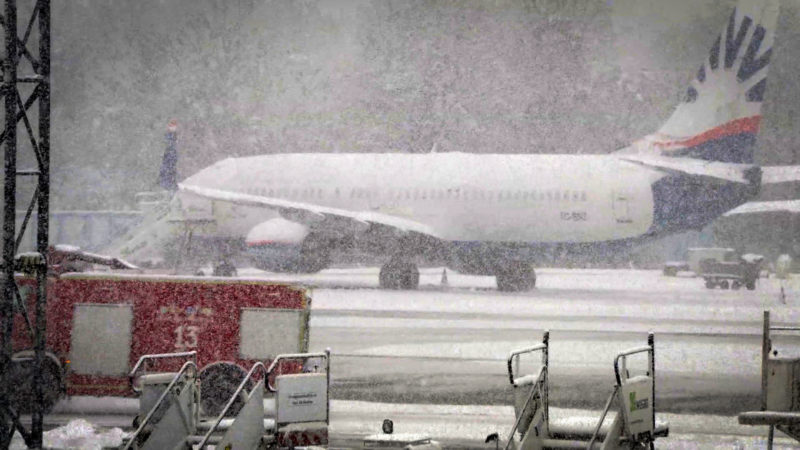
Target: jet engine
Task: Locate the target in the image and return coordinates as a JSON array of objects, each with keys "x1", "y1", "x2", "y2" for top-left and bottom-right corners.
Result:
[{"x1": 245, "y1": 218, "x2": 332, "y2": 273}]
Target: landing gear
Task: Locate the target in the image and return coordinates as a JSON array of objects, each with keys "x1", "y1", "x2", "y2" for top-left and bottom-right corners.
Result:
[
  {"x1": 379, "y1": 259, "x2": 420, "y2": 290},
  {"x1": 496, "y1": 262, "x2": 536, "y2": 292}
]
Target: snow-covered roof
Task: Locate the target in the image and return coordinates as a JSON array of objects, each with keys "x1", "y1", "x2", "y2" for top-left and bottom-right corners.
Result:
[
  {"x1": 762, "y1": 165, "x2": 800, "y2": 184},
  {"x1": 723, "y1": 199, "x2": 800, "y2": 216}
]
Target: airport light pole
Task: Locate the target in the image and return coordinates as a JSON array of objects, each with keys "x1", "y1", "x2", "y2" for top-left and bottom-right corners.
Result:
[{"x1": 0, "y1": 0, "x2": 51, "y2": 447}]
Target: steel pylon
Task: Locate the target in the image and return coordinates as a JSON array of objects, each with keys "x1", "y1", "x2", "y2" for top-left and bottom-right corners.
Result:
[{"x1": 0, "y1": 0, "x2": 50, "y2": 448}]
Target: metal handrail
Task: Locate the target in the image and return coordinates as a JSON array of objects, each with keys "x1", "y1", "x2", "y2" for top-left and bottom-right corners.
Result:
[
  {"x1": 122, "y1": 360, "x2": 198, "y2": 450},
  {"x1": 612, "y1": 333, "x2": 656, "y2": 444},
  {"x1": 613, "y1": 333, "x2": 654, "y2": 386},
  {"x1": 507, "y1": 344, "x2": 546, "y2": 385},
  {"x1": 586, "y1": 385, "x2": 620, "y2": 450},
  {"x1": 198, "y1": 349, "x2": 332, "y2": 448},
  {"x1": 197, "y1": 361, "x2": 269, "y2": 448},
  {"x1": 507, "y1": 331, "x2": 549, "y2": 386},
  {"x1": 129, "y1": 351, "x2": 197, "y2": 393},
  {"x1": 770, "y1": 326, "x2": 800, "y2": 331},
  {"x1": 266, "y1": 350, "x2": 330, "y2": 392},
  {"x1": 503, "y1": 368, "x2": 547, "y2": 450}
]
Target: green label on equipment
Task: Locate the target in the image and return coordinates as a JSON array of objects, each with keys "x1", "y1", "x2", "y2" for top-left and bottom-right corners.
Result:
[{"x1": 629, "y1": 392, "x2": 649, "y2": 412}]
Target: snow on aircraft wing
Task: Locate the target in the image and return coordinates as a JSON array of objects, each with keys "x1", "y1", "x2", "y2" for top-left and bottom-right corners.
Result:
[
  {"x1": 723, "y1": 199, "x2": 800, "y2": 216},
  {"x1": 617, "y1": 154, "x2": 759, "y2": 184},
  {"x1": 178, "y1": 183, "x2": 443, "y2": 239},
  {"x1": 761, "y1": 165, "x2": 800, "y2": 184}
]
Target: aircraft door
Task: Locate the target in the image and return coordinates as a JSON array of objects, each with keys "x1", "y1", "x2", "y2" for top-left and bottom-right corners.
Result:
[{"x1": 613, "y1": 190, "x2": 633, "y2": 224}]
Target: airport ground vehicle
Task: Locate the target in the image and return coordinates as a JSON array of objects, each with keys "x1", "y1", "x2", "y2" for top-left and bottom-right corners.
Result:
[
  {"x1": 699, "y1": 254, "x2": 763, "y2": 290},
  {"x1": 10, "y1": 270, "x2": 311, "y2": 417},
  {"x1": 687, "y1": 247, "x2": 738, "y2": 275},
  {"x1": 663, "y1": 247, "x2": 743, "y2": 277},
  {"x1": 661, "y1": 261, "x2": 689, "y2": 277}
]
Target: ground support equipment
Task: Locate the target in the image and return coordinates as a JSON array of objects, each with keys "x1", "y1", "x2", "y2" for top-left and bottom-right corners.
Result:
[
  {"x1": 122, "y1": 352, "x2": 199, "y2": 449},
  {"x1": 195, "y1": 350, "x2": 330, "y2": 449},
  {"x1": 738, "y1": 311, "x2": 800, "y2": 448},
  {"x1": 502, "y1": 332, "x2": 668, "y2": 449},
  {"x1": 122, "y1": 350, "x2": 330, "y2": 449},
  {"x1": 700, "y1": 254, "x2": 763, "y2": 290}
]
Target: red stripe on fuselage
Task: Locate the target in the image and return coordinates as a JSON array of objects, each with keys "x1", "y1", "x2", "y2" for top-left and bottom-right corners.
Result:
[{"x1": 651, "y1": 116, "x2": 761, "y2": 149}]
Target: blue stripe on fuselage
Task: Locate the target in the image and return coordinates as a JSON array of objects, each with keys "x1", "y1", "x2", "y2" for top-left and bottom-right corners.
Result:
[
  {"x1": 648, "y1": 169, "x2": 759, "y2": 235},
  {"x1": 664, "y1": 132, "x2": 757, "y2": 164},
  {"x1": 445, "y1": 170, "x2": 759, "y2": 274}
]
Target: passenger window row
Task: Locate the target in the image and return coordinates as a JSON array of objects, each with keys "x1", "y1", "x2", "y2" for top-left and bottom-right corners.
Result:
[{"x1": 242, "y1": 186, "x2": 588, "y2": 203}]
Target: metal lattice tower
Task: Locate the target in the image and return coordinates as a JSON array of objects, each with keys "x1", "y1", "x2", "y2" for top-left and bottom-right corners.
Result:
[{"x1": 0, "y1": 0, "x2": 50, "y2": 448}]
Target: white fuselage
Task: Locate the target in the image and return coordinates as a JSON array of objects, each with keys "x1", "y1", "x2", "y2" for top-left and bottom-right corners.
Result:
[{"x1": 180, "y1": 153, "x2": 667, "y2": 244}]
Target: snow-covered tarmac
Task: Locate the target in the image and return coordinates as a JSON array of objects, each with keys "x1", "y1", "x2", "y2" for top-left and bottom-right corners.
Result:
[{"x1": 301, "y1": 267, "x2": 799, "y2": 446}]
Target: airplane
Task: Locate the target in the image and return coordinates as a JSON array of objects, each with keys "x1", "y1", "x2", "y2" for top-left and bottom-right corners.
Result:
[{"x1": 113, "y1": 0, "x2": 782, "y2": 291}]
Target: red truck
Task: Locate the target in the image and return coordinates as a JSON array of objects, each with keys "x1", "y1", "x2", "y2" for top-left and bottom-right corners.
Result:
[{"x1": 11, "y1": 271, "x2": 311, "y2": 416}]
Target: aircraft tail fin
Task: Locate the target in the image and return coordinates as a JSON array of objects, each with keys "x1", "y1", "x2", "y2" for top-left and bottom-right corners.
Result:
[
  {"x1": 158, "y1": 119, "x2": 179, "y2": 191},
  {"x1": 628, "y1": 0, "x2": 779, "y2": 164}
]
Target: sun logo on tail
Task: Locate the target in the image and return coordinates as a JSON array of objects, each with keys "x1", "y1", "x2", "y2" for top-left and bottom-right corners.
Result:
[
  {"x1": 628, "y1": 0, "x2": 779, "y2": 165},
  {"x1": 686, "y1": 9, "x2": 771, "y2": 105}
]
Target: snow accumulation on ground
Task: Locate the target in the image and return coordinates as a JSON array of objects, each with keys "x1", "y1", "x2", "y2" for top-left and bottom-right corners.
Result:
[
  {"x1": 237, "y1": 265, "x2": 800, "y2": 294},
  {"x1": 17, "y1": 401, "x2": 799, "y2": 449},
  {"x1": 9, "y1": 419, "x2": 123, "y2": 450}
]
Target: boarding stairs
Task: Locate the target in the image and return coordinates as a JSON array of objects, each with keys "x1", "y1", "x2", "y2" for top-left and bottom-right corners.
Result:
[
  {"x1": 738, "y1": 311, "x2": 800, "y2": 448},
  {"x1": 122, "y1": 350, "x2": 330, "y2": 449},
  {"x1": 501, "y1": 332, "x2": 669, "y2": 450}
]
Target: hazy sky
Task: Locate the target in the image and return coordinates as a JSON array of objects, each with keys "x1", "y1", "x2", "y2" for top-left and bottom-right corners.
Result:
[{"x1": 8, "y1": 0, "x2": 795, "y2": 208}]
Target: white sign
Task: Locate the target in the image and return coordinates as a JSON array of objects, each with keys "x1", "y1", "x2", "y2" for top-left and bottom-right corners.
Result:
[
  {"x1": 276, "y1": 373, "x2": 328, "y2": 424},
  {"x1": 618, "y1": 375, "x2": 654, "y2": 438}
]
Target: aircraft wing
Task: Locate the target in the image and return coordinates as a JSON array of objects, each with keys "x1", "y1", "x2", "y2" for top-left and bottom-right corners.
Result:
[
  {"x1": 761, "y1": 165, "x2": 800, "y2": 185},
  {"x1": 617, "y1": 155, "x2": 759, "y2": 184},
  {"x1": 178, "y1": 183, "x2": 443, "y2": 240},
  {"x1": 723, "y1": 199, "x2": 800, "y2": 216}
]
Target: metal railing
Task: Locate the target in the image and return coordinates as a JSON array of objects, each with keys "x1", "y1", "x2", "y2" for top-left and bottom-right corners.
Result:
[
  {"x1": 615, "y1": 333, "x2": 655, "y2": 441},
  {"x1": 584, "y1": 333, "x2": 655, "y2": 450},
  {"x1": 612, "y1": 337, "x2": 654, "y2": 386},
  {"x1": 759, "y1": 311, "x2": 800, "y2": 449},
  {"x1": 507, "y1": 331, "x2": 549, "y2": 386},
  {"x1": 503, "y1": 332, "x2": 549, "y2": 450},
  {"x1": 586, "y1": 385, "x2": 620, "y2": 450},
  {"x1": 504, "y1": 367, "x2": 547, "y2": 450},
  {"x1": 128, "y1": 351, "x2": 197, "y2": 393},
  {"x1": 266, "y1": 350, "x2": 331, "y2": 393},
  {"x1": 122, "y1": 360, "x2": 198, "y2": 450},
  {"x1": 197, "y1": 350, "x2": 331, "y2": 449},
  {"x1": 197, "y1": 361, "x2": 269, "y2": 448}
]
